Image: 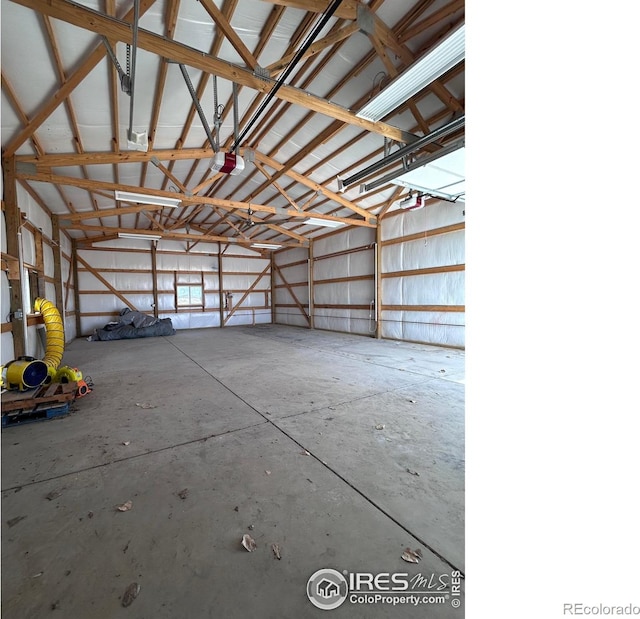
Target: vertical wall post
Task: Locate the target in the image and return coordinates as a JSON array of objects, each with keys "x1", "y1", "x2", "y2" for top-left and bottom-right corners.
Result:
[
  {"x1": 308, "y1": 240, "x2": 314, "y2": 330},
  {"x1": 217, "y1": 244, "x2": 224, "y2": 328},
  {"x1": 270, "y1": 251, "x2": 275, "y2": 324},
  {"x1": 3, "y1": 155, "x2": 25, "y2": 358},
  {"x1": 72, "y1": 239, "x2": 82, "y2": 337},
  {"x1": 51, "y1": 216, "x2": 64, "y2": 313},
  {"x1": 375, "y1": 222, "x2": 383, "y2": 339},
  {"x1": 151, "y1": 240, "x2": 159, "y2": 319}
]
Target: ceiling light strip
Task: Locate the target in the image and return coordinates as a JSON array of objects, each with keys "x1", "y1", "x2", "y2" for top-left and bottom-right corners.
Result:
[
  {"x1": 356, "y1": 25, "x2": 465, "y2": 122},
  {"x1": 115, "y1": 190, "x2": 181, "y2": 208},
  {"x1": 118, "y1": 232, "x2": 162, "y2": 240}
]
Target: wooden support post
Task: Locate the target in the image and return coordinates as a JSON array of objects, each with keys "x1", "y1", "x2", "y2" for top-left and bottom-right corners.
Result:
[
  {"x1": 151, "y1": 240, "x2": 159, "y2": 319},
  {"x1": 34, "y1": 228, "x2": 46, "y2": 299},
  {"x1": 71, "y1": 239, "x2": 82, "y2": 337},
  {"x1": 51, "y1": 216, "x2": 64, "y2": 312},
  {"x1": 308, "y1": 240, "x2": 314, "y2": 330},
  {"x1": 217, "y1": 245, "x2": 224, "y2": 328},
  {"x1": 375, "y1": 223, "x2": 382, "y2": 339},
  {"x1": 2, "y1": 156, "x2": 25, "y2": 358},
  {"x1": 270, "y1": 252, "x2": 275, "y2": 324}
]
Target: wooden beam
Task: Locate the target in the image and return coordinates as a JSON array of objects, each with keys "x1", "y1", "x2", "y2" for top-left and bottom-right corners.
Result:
[
  {"x1": 18, "y1": 171, "x2": 374, "y2": 228},
  {"x1": 151, "y1": 241, "x2": 159, "y2": 319},
  {"x1": 16, "y1": 148, "x2": 216, "y2": 168},
  {"x1": 380, "y1": 222, "x2": 464, "y2": 246},
  {"x1": 61, "y1": 203, "x2": 167, "y2": 222},
  {"x1": 224, "y1": 263, "x2": 271, "y2": 324},
  {"x1": 382, "y1": 264, "x2": 465, "y2": 278},
  {"x1": 1, "y1": 73, "x2": 45, "y2": 156},
  {"x1": 267, "y1": 23, "x2": 359, "y2": 76},
  {"x1": 260, "y1": 0, "x2": 358, "y2": 20},
  {"x1": 2, "y1": 156, "x2": 25, "y2": 357},
  {"x1": 381, "y1": 304, "x2": 465, "y2": 312},
  {"x1": 400, "y1": 0, "x2": 464, "y2": 43},
  {"x1": 51, "y1": 217, "x2": 65, "y2": 312},
  {"x1": 254, "y1": 152, "x2": 376, "y2": 222},
  {"x1": 75, "y1": 253, "x2": 141, "y2": 312},
  {"x1": 10, "y1": 0, "x2": 416, "y2": 144},
  {"x1": 71, "y1": 240, "x2": 82, "y2": 336},
  {"x1": 2, "y1": 0, "x2": 157, "y2": 158},
  {"x1": 253, "y1": 160, "x2": 301, "y2": 211},
  {"x1": 273, "y1": 263, "x2": 310, "y2": 325},
  {"x1": 199, "y1": 0, "x2": 258, "y2": 68}
]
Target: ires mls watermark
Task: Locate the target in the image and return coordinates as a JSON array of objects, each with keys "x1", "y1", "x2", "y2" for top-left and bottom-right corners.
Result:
[
  {"x1": 563, "y1": 603, "x2": 640, "y2": 615},
  {"x1": 306, "y1": 568, "x2": 463, "y2": 611}
]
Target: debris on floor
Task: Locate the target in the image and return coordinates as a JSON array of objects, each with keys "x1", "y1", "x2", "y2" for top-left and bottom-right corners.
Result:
[
  {"x1": 45, "y1": 490, "x2": 62, "y2": 501},
  {"x1": 408, "y1": 399, "x2": 417, "y2": 403},
  {"x1": 265, "y1": 470, "x2": 271, "y2": 475},
  {"x1": 116, "y1": 500, "x2": 133, "y2": 512},
  {"x1": 375, "y1": 423, "x2": 385, "y2": 430},
  {"x1": 401, "y1": 548, "x2": 423, "y2": 563},
  {"x1": 122, "y1": 441, "x2": 130, "y2": 446},
  {"x1": 121, "y1": 582, "x2": 140, "y2": 607},
  {"x1": 177, "y1": 488, "x2": 189, "y2": 500},
  {"x1": 241, "y1": 534, "x2": 257, "y2": 552},
  {"x1": 271, "y1": 543, "x2": 282, "y2": 560},
  {"x1": 7, "y1": 515, "x2": 27, "y2": 528},
  {"x1": 300, "y1": 450, "x2": 311, "y2": 456},
  {"x1": 406, "y1": 468, "x2": 420, "y2": 476},
  {"x1": 135, "y1": 402, "x2": 156, "y2": 409}
]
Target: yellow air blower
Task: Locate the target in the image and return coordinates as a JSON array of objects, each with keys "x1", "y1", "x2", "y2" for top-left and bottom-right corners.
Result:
[
  {"x1": 33, "y1": 297, "x2": 65, "y2": 383},
  {"x1": 3, "y1": 356, "x2": 49, "y2": 391},
  {"x1": 56, "y1": 366, "x2": 91, "y2": 397}
]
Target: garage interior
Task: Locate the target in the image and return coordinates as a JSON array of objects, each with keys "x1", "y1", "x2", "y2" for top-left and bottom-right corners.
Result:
[{"x1": 1, "y1": 0, "x2": 465, "y2": 616}]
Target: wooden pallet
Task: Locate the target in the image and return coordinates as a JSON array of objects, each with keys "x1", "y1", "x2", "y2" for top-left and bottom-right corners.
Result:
[
  {"x1": 2, "y1": 402, "x2": 71, "y2": 427},
  {"x1": 1, "y1": 382, "x2": 78, "y2": 414}
]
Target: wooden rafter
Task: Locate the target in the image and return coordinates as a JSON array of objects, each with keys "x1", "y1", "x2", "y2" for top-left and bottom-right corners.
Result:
[
  {"x1": 11, "y1": 0, "x2": 417, "y2": 145},
  {"x1": 42, "y1": 14, "x2": 107, "y2": 227},
  {"x1": 266, "y1": 23, "x2": 360, "y2": 76},
  {"x1": 18, "y1": 171, "x2": 373, "y2": 229},
  {"x1": 2, "y1": 0, "x2": 157, "y2": 159},
  {"x1": 1, "y1": 73, "x2": 45, "y2": 157},
  {"x1": 199, "y1": 0, "x2": 258, "y2": 69}
]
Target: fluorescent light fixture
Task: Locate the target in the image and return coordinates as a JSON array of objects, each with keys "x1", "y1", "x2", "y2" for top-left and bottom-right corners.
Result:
[
  {"x1": 118, "y1": 232, "x2": 162, "y2": 240},
  {"x1": 251, "y1": 243, "x2": 282, "y2": 249},
  {"x1": 115, "y1": 190, "x2": 181, "y2": 208},
  {"x1": 303, "y1": 217, "x2": 345, "y2": 228},
  {"x1": 356, "y1": 25, "x2": 465, "y2": 122}
]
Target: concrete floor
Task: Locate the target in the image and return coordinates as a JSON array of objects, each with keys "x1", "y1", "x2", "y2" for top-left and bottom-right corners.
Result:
[{"x1": 1, "y1": 325, "x2": 465, "y2": 618}]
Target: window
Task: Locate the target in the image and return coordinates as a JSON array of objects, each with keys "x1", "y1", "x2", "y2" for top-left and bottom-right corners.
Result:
[
  {"x1": 176, "y1": 284, "x2": 203, "y2": 308},
  {"x1": 174, "y1": 271, "x2": 205, "y2": 311}
]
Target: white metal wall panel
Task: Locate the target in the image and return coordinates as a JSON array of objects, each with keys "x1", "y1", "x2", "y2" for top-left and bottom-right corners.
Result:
[
  {"x1": 380, "y1": 202, "x2": 465, "y2": 347},
  {"x1": 76, "y1": 244, "x2": 269, "y2": 335},
  {"x1": 273, "y1": 247, "x2": 309, "y2": 327},
  {"x1": 311, "y1": 228, "x2": 375, "y2": 336}
]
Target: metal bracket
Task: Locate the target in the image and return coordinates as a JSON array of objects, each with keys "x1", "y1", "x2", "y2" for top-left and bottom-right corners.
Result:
[{"x1": 357, "y1": 5, "x2": 375, "y2": 36}]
